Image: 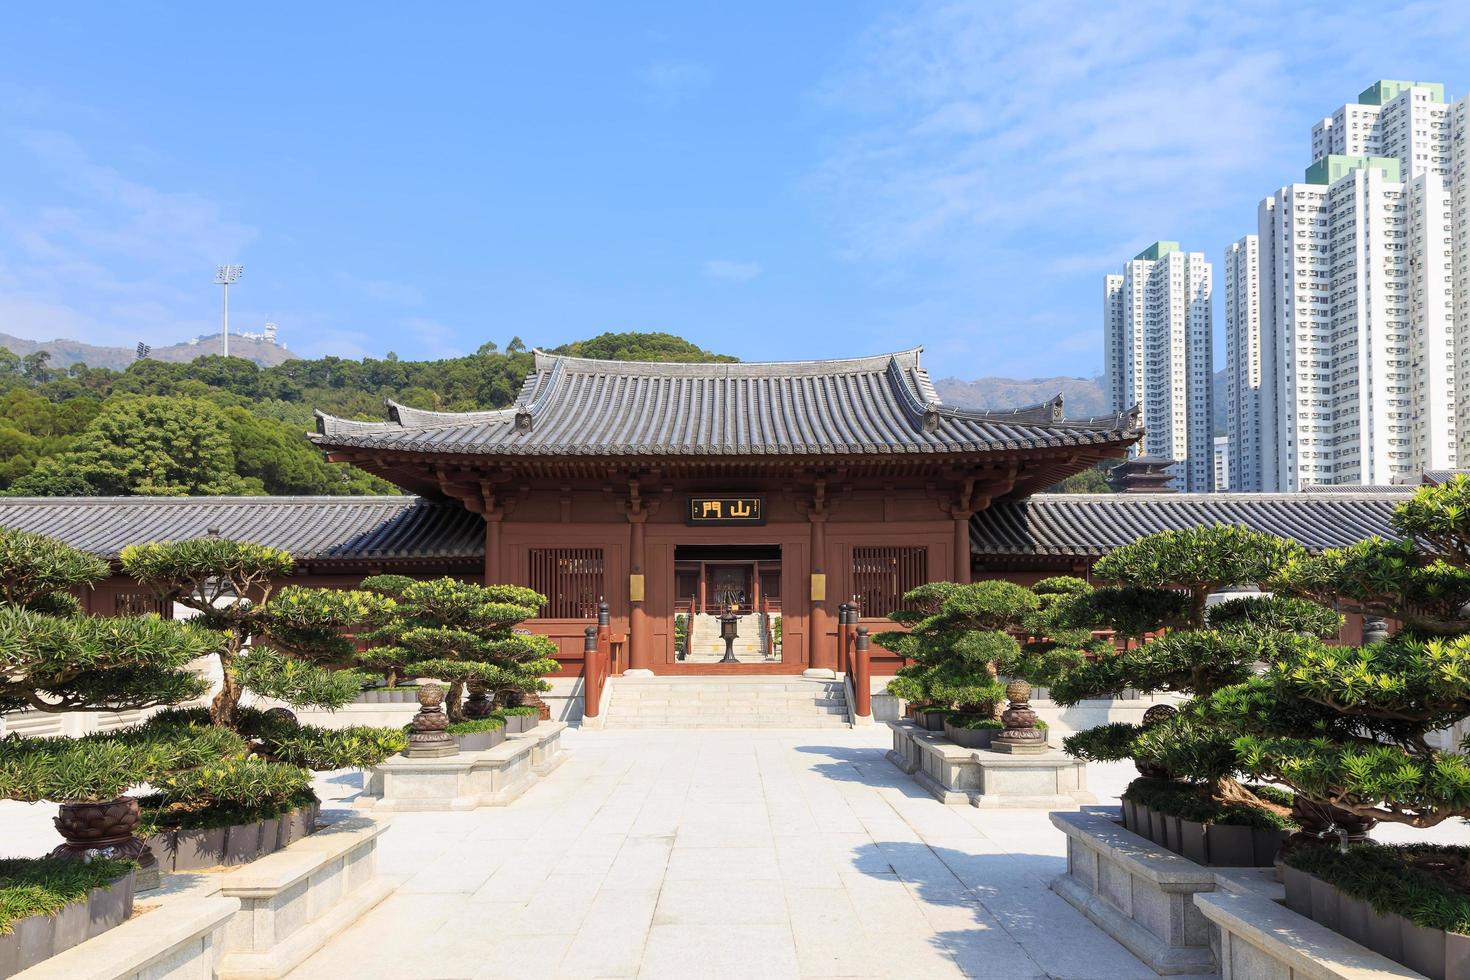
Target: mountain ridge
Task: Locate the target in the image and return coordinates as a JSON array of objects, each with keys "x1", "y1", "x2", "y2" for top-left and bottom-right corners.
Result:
[{"x1": 0, "y1": 331, "x2": 295, "y2": 370}]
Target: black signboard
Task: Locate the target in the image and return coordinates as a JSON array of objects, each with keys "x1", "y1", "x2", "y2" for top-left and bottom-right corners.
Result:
[{"x1": 686, "y1": 496, "x2": 765, "y2": 526}]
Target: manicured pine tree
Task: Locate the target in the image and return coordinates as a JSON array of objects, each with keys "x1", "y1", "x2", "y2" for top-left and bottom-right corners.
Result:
[
  {"x1": 120, "y1": 538, "x2": 406, "y2": 770},
  {"x1": 0, "y1": 527, "x2": 247, "y2": 858},
  {"x1": 875, "y1": 580, "x2": 1040, "y2": 716},
  {"x1": 1047, "y1": 525, "x2": 1339, "y2": 809},
  {"x1": 358, "y1": 576, "x2": 559, "y2": 722},
  {"x1": 1206, "y1": 476, "x2": 1470, "y2": 835}
]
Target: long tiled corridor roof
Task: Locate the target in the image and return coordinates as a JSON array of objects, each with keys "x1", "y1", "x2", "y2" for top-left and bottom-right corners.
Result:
[
  {"x1": 0, "y1": 496, "x2": 482, "y2": 562},
  {"x1": 0, "y1": 491, "x2": 1413, "y2": 565},
  {"x1": 969, "y1": 492, "x2": 1410, "y2": 557},
  {"x1": 311, "y1": 349, "x2": 1143, "y2": 458}
]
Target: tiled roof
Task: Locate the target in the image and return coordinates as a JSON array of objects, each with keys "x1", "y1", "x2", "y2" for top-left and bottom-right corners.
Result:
[
  {"x1": 311, "y1": 349, "x2": 1143, "y2": 458},
  {"x1": 970, "y1": 492, "x2": 1410, "y2": 557},
  {"x1": 0, "y1": 491, "x2": 1416, "y2": 566},
  {"x1": 0, "y1": 496, "x2": 483, "y2": 562}
]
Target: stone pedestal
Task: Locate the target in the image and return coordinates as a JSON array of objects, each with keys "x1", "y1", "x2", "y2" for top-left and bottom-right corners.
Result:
[
  {"x1": 361, "y1": 722, "x2": 566, "y2": 812},
  {"x1": 1051, "y1": 812, "x2": 1217, "y2": 976},
  {"x1": 885, "y1": 721, "x2": 1092, "y2": 809}
]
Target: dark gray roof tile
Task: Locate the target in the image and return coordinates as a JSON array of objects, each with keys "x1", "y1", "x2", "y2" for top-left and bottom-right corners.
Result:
[
  {"x1": 312, "y1": 348, "x2": 1143, "y2": 458},
  {"x1": 0, "y1": 497, "x2": 483, "y2": 562},
  {"x1": 971, "y1": 492, "x2": 1409, "y2": 557}
]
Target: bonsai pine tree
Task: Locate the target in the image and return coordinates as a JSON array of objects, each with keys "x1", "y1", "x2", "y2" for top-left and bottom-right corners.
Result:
[
  {"x1": 359, "y1": 576, "x2": 558, "y2": 722},
  {"x1": 875, "y1": 580, "x2": 1040, "y2": 717},
  {"x1": 0, "y1": 532, "x2": 217, "y2": 718},
  {"x1": 120, "y1": 538, "x2": 406, "y2": 770},
  {"x1": 0, "y1": 527, "x2": 247, "y2": 858},
  {"x1": 1048, "y1": 525, "x2": 1336, "y2": 809},
  {"x1": 1209, "y1": 476, "x2": 1470, "y2": 834}
]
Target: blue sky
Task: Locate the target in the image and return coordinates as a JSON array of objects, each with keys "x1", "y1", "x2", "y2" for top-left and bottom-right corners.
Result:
[{"x1": 2, "y1": 2, "x2": 1468, "y2": 379}]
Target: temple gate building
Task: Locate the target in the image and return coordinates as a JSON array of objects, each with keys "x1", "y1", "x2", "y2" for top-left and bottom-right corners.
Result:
[{"x1": 0, "y1": 347, "x2": 1417, "y2": 719}]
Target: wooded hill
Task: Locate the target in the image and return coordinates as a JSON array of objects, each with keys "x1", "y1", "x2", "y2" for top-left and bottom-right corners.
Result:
[{"x1": 0, "y1": 332, "x2": 731, "y2": 498}]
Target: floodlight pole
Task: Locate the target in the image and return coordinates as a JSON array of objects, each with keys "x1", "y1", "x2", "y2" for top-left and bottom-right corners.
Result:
[{"x1": 215, "y1": 265, "x2": 243, "y2": 358}]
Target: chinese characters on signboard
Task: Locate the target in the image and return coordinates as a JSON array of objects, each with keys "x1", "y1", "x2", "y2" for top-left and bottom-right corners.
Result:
[{"x1": 686, "y1": 496, "x2": 765, "y2": 526}]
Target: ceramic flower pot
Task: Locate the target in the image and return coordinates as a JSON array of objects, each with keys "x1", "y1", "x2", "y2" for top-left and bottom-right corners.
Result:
[
  {"x1": 1179, "y1": 819, "x2": 1208, "y2": 866},
  {"x1": 223, "y1": 822, "x2": 264, "y2": 865},
  {"x1": 1400, "y1": 918, "x2": 1446, "y2": 980},
  {"x1": 173, "y1": 826, "x2": 227, "y2": 870},
  {"x1": 1337, "y1": 893, "x2": 1373, "y2": 950},
  {"x1": 50, "y1": 797, "x2": 147, "y2": 862},
  {"x1": 1163, "y1": 814, "x2": 1182, "y2": 855},
  {"x1": 1281, "y1": 865, "x2": 1313, "y2": 916},
  {"x1": 1251, "y1": 827, "x2": 1288, "y2": 866},
  {"x1": 1206, "y1": 825, "x2": 1255, "y2": 867},
  {"x1": 1309, "y1": 876, "x2": 1341, "y2": 932},
  {"x1": 943, "y1": 720, "x2": 995, "y2": 749},
  {"x1": 1365, "y1": 906, "x2": 1404, "y2": 963}
]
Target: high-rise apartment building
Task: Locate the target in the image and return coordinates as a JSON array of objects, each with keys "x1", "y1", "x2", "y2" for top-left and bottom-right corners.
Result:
[
  {"x1": 1212, "y1": 435, "x2": 1230, "y2": 492},
  {"x1": 1104, "y1": 241, "x2": 1214, "y2": 492},
  {"x1": 1232, "y1": 80, "x2": 1461, "y2": 489},
  {"x1": 1223, "y1": 236, "x2": 1263, "y2": 490}
]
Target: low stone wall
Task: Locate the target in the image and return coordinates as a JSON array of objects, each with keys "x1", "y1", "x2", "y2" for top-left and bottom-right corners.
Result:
[
  {"x1": 15, "y1": 814, "x2": 393, "y2": 980},
  {"x1": 360, "y1": 721, "x2": 567, "y2": 812},
  {"x1": 1050, "y1": 811, "x2": 1217, "y2": 976},
  {"x1": 886, "y1": 721, "x2": 1091, "y2": 809},
  {"x1": 216, "y1": 815, "x2": 393, "y2": 979},
  {"x1": 1196, "y1": 889, "x2": 1421, "y2": 980}
]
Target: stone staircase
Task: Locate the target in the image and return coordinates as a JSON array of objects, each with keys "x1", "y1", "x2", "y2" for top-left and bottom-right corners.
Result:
[
  {"x1": 601, "y1": 676, "x2": 850, "y2": 729},
  {"x1": 683, "y1": 613, "x2": 771, "y2": 663}
]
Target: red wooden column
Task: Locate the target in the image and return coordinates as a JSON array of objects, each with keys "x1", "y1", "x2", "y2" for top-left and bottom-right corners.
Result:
[
  {"x1": 952, "y1": 511, "x2": 972, "y2": 585},
  {"x1": 808, "y1": 501, "x2": 834, "y2": 674},
  {"x1": 484, "y1": 512, "x2": 504, "y2": 585},
  {"x1": 628, "y1": 514, "x2": 651, "y2": 672}
]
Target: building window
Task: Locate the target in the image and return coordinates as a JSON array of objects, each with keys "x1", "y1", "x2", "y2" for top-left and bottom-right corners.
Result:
[
  {"x1": 851, "y1": 546, "x2": 928, "y2": 619},
  {"x1": 528, "y1": 548, "x2": 604, "y2": 619},
  {"x1": 114, "y1": 592, "x2": 170, "y2": 617}
]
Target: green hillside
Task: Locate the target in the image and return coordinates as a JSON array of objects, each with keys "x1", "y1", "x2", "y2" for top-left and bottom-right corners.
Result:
[{"x1": 0, "y1": 332, "x2": 731, "y2": 498}]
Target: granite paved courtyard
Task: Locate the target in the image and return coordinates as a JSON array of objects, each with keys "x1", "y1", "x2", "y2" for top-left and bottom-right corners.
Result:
[{"x1": 287, "y1": 728, "x2": 1162, "y2": 980}]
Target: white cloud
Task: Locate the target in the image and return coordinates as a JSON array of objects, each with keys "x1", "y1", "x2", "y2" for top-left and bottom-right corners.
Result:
[
  {"x1": 338, "y1": 273, "x2": 424, "y2": 307},
  {"x1": 814, "y1": 0, "x2": 1470, "y2": 264},
  {"x1": 703, "y1": 259, "x2": 761, "y2": 282},
  {"x1": 638, "y1": 60, "x2": 712, "y2": 105},
  {"x1": 0, "y1": 128, "x2": 257, "y2": 346}
]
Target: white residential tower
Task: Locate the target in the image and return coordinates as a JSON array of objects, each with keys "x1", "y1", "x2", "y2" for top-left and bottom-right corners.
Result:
[{"x1": 1104, "y1": 241, "x2": 1214, "y2": 492}]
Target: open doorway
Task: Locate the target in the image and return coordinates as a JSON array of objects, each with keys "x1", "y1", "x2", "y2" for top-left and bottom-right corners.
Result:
[{"x1": 673, "y1": 544, "x2": 781, "y2": 663}]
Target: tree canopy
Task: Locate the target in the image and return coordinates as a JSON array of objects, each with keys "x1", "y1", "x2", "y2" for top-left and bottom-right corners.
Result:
[{"x1": 0, "y1": 332, "x2": 735, "y2": 497}]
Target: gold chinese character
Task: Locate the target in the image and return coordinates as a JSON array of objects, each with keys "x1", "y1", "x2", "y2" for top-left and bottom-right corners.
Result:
[
  {"x1": 701, "y1": 500, "x2": 723, "y2": 518},
  {"x1": 729, "y1": 500, "x2": 752, "y2": 518}
]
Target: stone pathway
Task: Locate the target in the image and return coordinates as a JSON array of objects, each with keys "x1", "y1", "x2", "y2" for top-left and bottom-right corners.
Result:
[{"x1": 288, "y1": 728, "x2": 1161, "y2": 979}]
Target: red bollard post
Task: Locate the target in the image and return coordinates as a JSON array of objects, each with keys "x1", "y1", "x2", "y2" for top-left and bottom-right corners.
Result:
[
  {"x1": 582, "y1": 626, "x2": 602, "y2": 719},
  {"x1": 853, "y1": 627, "x2": 872, "y2": 719}
]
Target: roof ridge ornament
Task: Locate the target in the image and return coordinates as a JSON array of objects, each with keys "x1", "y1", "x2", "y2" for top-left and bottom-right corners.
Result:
[
  {"x1": 1051, "y1": 394, "x2": 1065, "y2": 423},
  {"x1": 922, "y1": 403, "x2": 941, "y2": 434},
  {"x1": 514, "y1": 403, "x2": 533, "y2": 433}
]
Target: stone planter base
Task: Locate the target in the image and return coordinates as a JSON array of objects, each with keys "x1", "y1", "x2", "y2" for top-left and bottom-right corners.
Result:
[
  {"x1": 361, "y1": 721, "x2": 566, "y2": 811},
  {"x1": 15, "y1": 814, "x2": 390, "y2": 980},
  {"x1": 452, "y1": 728, "x2": 505, "y2": 752},
  {"x1": 1278, "y1": 866, "x2": 1469, "y2": 979},
  {"x1": 942, "y1": 719, "x2": 996, "y2": 749},
  {"x1": 1051, "y1": 812, "x2": 1217, "y2": 976},
  {"x1": 0, "y1": 871, "x2": 135, "y2": 976},
  {"x1": 1196, "y1": 889, "x2": 1422, "y2": 979},
  {"x1": 886, "y1": 721, "x2": 1090, "y2": 809},
  {"x1": 143, "y1": 801, "x2": 321, "y2": 872},
  {"x1": 354, "y1": 687, "x2": 421, "y2": 704},
  {"x1": 1121, "y1": 799, "x2": 1287, "y2": 868}
]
